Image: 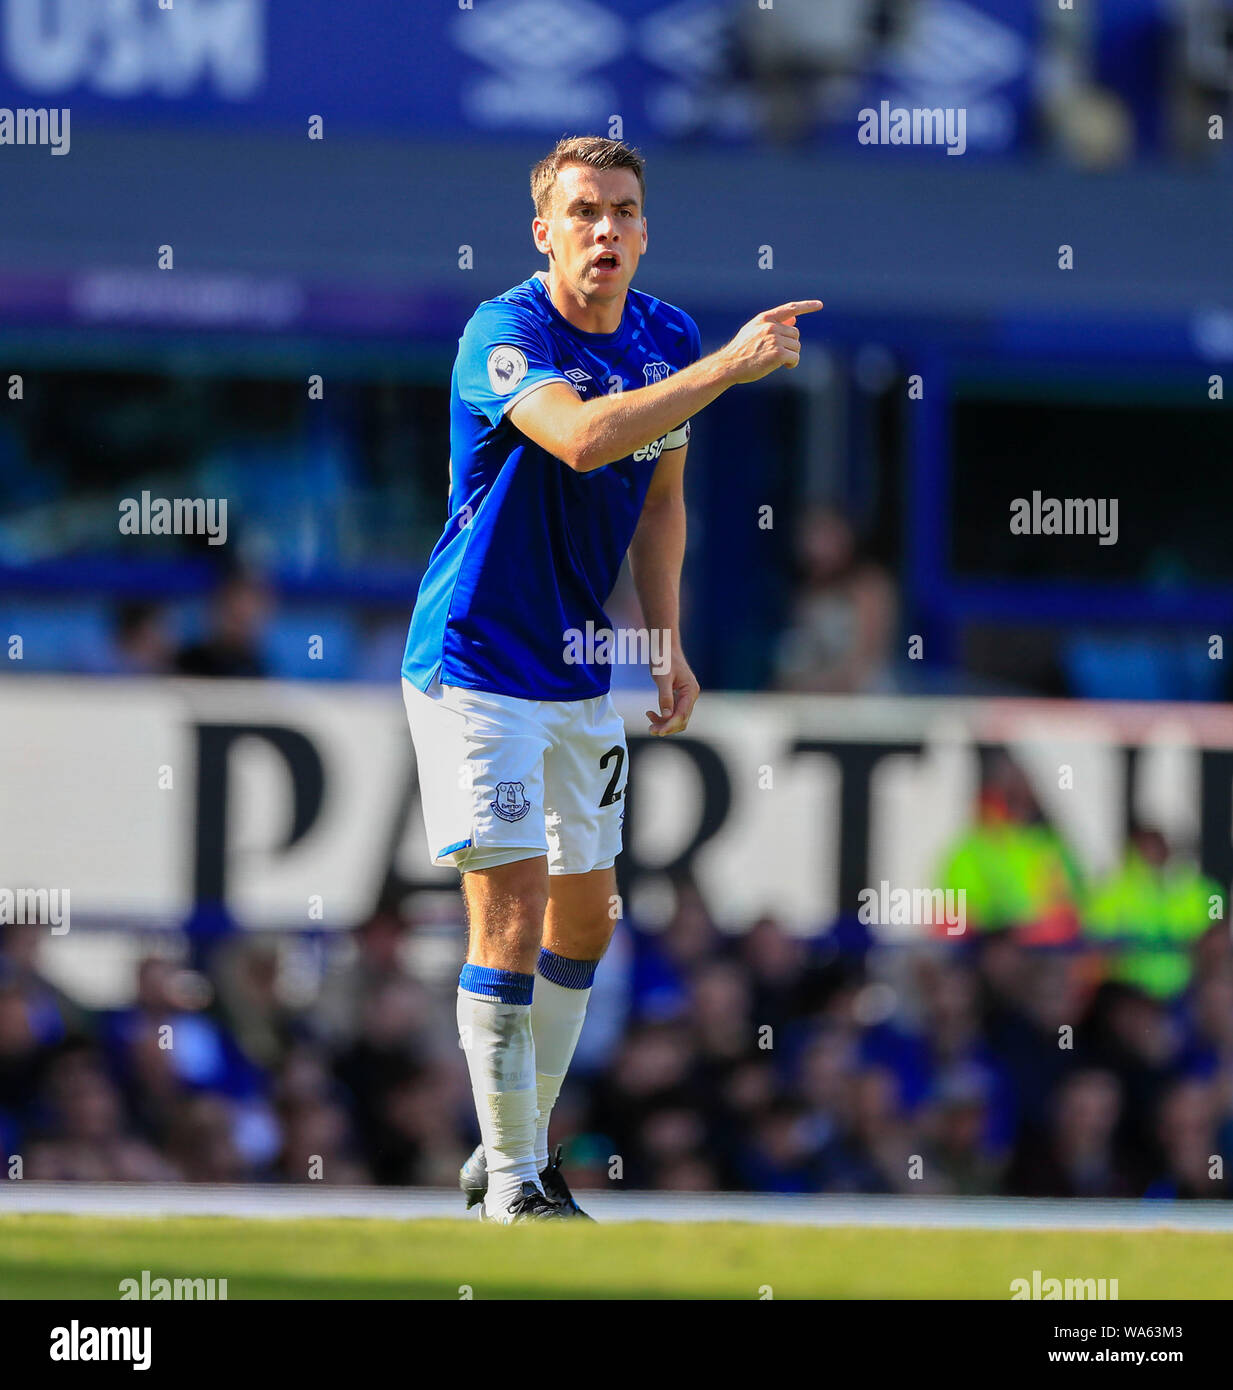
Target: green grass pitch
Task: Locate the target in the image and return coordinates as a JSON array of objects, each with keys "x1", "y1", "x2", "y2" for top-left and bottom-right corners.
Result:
[{"x1": 3, "y1": 1214, "x2": 1233, "y2": 1299}]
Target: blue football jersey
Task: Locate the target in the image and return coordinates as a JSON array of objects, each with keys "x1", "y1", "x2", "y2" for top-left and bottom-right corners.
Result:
[{"x1": 403, "y1": 272, "x2": 702, "y2": 700}]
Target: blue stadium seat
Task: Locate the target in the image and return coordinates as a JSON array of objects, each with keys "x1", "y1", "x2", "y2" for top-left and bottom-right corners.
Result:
[
  {"x1": 1063, "y1": 632, "x2": 1224, "y2": 702},
  {"x1": 262, "y1": 609, "x2": 358, "y2": 680},
  {"x1": 0, "y1": 599, "x2": 112, "y2": 673}
]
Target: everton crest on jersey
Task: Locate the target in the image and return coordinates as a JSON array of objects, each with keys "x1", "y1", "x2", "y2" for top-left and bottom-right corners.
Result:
[{"x1": 403, "y1": 272, "x2": 702, "y2": 702}]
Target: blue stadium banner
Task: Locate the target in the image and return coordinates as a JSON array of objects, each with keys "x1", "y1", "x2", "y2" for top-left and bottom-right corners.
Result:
[{"x1": 0, "y1": 0, "x2": 1035, "y2": 150}]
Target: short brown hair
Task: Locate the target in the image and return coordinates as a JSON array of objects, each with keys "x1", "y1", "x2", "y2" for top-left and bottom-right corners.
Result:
[{"x1": 530, "y1": 136, "x2": 646, "y2": 219}]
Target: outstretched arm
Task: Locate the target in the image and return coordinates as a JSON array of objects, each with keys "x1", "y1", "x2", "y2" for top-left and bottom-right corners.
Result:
[{"x1": 509, "y1": 300, "x2": 823, "y2": 472}]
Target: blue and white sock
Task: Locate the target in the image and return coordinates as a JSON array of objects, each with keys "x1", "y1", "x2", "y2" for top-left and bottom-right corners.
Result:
[
  {"x1": 456, "y1": 964, "x2": 541, "y2": 1218},
  {"x1": 529, "y1": 949, "x2": 597, "y2": 1170}
]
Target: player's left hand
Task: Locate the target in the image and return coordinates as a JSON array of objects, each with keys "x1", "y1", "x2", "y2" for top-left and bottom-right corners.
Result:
[{"x1": 646, "y1": 656, "x2": 700, "y2": 736}]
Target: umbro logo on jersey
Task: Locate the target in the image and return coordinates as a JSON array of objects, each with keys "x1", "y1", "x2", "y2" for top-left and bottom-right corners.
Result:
[
  {"x1": 564, "y1": 368, "x2": 593, "y2": 395},
  {"x1": 488, "y1": 345, "x2": 529, "y2": 395},
  {"x1": 491, "y1": 781, "x2": 531, "y2": 822}
]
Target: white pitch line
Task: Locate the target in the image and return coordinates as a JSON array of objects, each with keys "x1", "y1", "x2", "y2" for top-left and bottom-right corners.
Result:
[{"x1": 3, "y1": 1184, "x2": 1233, "y2": 1232}]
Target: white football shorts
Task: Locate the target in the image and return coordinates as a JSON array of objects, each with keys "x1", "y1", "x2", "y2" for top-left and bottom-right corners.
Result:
[{"x1": 402, "y1": 674, "x2": 628, "y2": 875}]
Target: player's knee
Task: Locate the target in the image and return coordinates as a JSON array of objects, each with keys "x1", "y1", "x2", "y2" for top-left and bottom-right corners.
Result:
[
  {"x1": 464, "y1": 855, "x2": 549, "y2": 937},
  {"x1": 544, "y1": 908, "x2": 616, "y2": 963},
  {"x1": 575, "y1": 910, "x2": 616, "y2": 954}
]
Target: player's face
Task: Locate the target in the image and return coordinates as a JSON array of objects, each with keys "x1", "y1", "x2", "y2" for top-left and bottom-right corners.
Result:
[{"x1": 535, "y1": 164, "x2": 646, "y2": 302}]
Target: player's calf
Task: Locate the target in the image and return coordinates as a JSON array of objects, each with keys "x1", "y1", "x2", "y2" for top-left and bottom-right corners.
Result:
[{"x1": 457, "y1": 855, "x2": 552, "y2": 1218}]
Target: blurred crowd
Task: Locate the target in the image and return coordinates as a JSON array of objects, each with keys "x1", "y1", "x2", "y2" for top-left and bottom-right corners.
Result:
[
  {"x1": 3, "y1": 755, "x2": 1230, "y2": 1200},
  {"x1": 724, "y1": 0, "x2": 1233, "y2": 166},
  {"x1": 21, "y1": 504, "x2": 902, "y2": 696}
]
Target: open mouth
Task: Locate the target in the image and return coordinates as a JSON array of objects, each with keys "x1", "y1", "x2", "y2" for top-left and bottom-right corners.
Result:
[{"x1": 593, "y1": 253, "x2": 620, "y2": 272}]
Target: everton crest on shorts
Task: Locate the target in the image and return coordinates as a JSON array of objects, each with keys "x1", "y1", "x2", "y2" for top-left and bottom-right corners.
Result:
[
  {"x1": 491, "y1": 782, "x2": 530, "y2": 823},
  {"x1": 403, "y1": 674, "x2": 628, "y2": 875}
]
